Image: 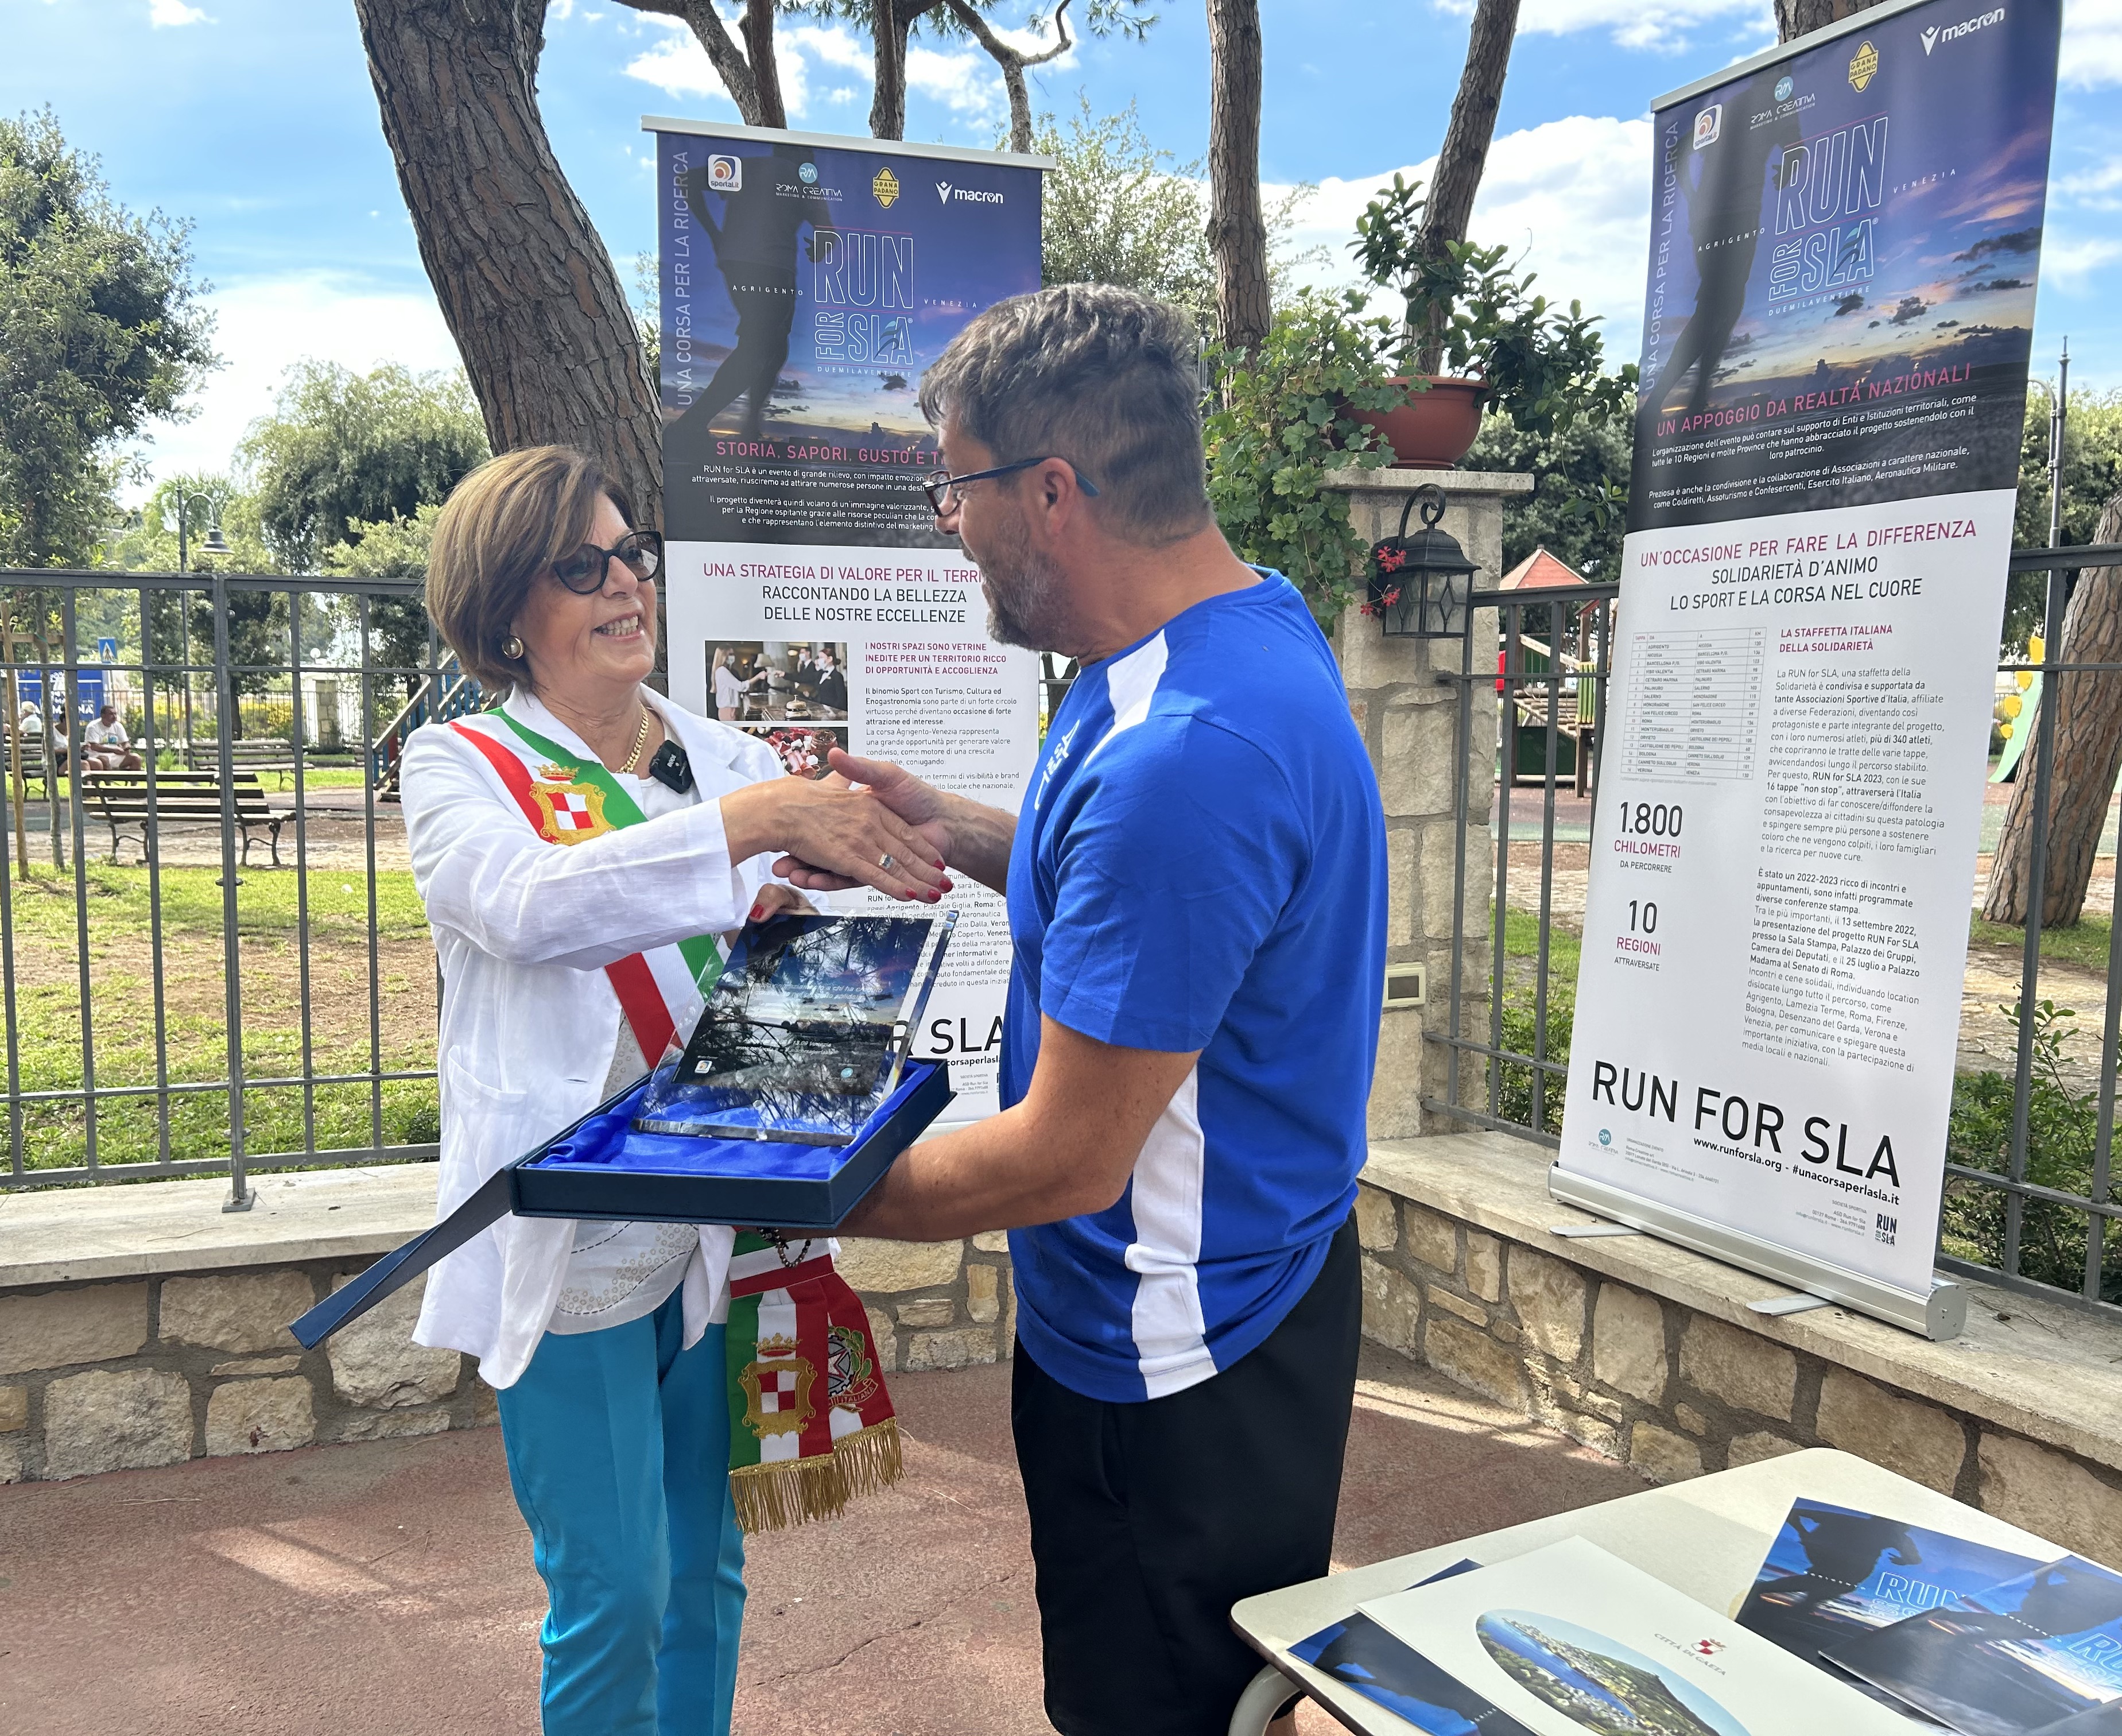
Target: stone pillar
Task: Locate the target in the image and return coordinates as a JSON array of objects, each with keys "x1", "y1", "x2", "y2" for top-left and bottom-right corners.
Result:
[{"x1": 1324, "y1": 467, "x2": 1534, "y2": 1138}]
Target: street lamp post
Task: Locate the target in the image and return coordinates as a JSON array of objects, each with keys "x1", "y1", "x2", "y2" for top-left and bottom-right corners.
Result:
[
  {"x1": 172, "y1": 483, "x2": 231, "y2": 575},
  {"x1": 169, "y1": 483, "x2": 229, "y2": 766}
]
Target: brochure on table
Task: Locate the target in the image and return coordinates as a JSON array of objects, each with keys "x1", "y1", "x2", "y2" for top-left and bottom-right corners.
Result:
[
  {"x1": 1829, "y1": 1555, "x2": 2122, "y2": 1735},
  {"x1": 1737, "y1": 1497, "x2": 2049, "y2": 1670},
  {"x1": 1356, "y1": 1536, "x2": 1917, "y2": 1735}
]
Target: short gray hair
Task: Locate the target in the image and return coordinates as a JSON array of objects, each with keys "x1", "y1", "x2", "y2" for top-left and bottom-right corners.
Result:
[{"x1": 918, "y1": 284, "x2": 1211, "y2": 547}]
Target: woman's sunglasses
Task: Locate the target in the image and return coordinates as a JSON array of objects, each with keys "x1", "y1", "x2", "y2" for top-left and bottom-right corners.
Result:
[{"x1": 552, "y1": 530, "x2": 664, "y2": 594}]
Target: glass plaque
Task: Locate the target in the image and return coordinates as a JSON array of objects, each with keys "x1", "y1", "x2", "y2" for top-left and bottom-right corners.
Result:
[{"x1": 631, "y1": 911, "x2": 954, "y2": 1146}]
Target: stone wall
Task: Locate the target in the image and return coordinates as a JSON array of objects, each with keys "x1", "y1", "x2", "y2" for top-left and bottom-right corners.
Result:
[
  {"x1": 1353, "y1": 1180, "x2": 2122, "y2": 1566},
  {"x1": 0, "y1": 1236, "x2": 1012, "y2": 1482},
  {"x1": 1326, "y1": 467, "x2": 1530, "y2": 1138}
]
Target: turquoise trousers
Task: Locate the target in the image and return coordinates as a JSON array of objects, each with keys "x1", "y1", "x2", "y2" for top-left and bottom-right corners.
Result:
[{"x1": 495, "y1": 1292, "x2": 747, "y2": 1735}]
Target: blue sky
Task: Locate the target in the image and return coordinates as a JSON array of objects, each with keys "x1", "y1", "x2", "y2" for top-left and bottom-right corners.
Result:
[{"x1": 7, "y1": 0, "x2": 2120, "y2": 493}]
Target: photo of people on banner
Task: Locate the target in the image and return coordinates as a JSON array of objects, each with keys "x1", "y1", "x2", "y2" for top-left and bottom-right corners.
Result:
[
  {"x1": 657, "y1": 132, "x2": 1042, "y2": 548},
  {"x1": 1632, "y1": 0, "x2": 2063, "y2": 530}
]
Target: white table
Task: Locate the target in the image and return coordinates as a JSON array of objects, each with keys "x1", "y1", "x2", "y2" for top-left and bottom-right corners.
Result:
[{"x1": 1226, "y1": 1447, "x2": 2062, "y2": 1735}]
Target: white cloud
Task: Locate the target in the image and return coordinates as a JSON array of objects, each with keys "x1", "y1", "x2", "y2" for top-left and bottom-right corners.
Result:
[
  {"x1": 2055, "y1": 156, "x2": 2122, "y2": 208},
  {"x1": 624, "y1": 28, "x2": 744, "y2": 108},
  {"x1": 2041, "y1": 234, "x2": 2122, "y2": 285},
  {"x1": 620, "y1": 17, "x2": 1019, "y2": 130},
  {"x1": 907, "y1": 46, "x2": 1004, "y2": 118},
  {"x1": 121, "y1": 271, "x2": 461, "y2": 499},
  {"x1": 2062, "y1": 0, "x2": 2122, "y2": 86},
  {"x1": 783, "y1": 22, "x2": 871, "y2": 75},
  {"x1": 1435, "y1": 0, "x2": 1770, "y2": 53},
  {"x1": 623, "y1": 18, "x2": 891, "y2": 122},
  {"x1": 148, "y1": 0, "x2": 211, "y2": 24},
  {"x1": 1278, "y1": 115, "x2": 1657, "y2": 363}
]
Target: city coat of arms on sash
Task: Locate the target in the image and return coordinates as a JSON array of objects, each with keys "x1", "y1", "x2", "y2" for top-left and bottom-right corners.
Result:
[{"x1": 527, "y1": 762, "x2": 612, "y2": 844}]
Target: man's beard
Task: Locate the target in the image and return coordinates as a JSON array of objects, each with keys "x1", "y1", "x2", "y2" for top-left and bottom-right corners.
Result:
[{"x1": 973, "y1": 518, "x2": 1069, "y2": 650}]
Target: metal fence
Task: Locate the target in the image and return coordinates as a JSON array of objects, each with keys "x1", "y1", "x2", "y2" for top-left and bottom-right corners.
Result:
[
  {"x1": 0, "y1": 567, "x2": 453, "y2": 1208},
  {"x1": 1425, "y1": 547, "x2": 2122, "y2": 1319}
]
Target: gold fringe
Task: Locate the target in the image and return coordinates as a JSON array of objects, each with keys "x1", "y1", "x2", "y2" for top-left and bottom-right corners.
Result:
[{"x1": 729, "y1": 1419, "x2": 905, "y2": 1533}]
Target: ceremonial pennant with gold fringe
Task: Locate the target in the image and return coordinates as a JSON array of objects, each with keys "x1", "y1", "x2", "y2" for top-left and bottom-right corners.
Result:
[{"x1": 725, "y1": 1230, "x2": 903, "y2": 1532}]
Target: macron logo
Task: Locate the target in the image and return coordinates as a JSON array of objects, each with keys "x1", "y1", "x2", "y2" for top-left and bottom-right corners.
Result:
[
  {"x1": 1933, "y1": 8, "x2": 2004, "y2": 50},
  {"x1": 1921, "y1": 24, "x2": 1938, "y2": 49},
  {"x1": 935, "y1": 180, "x2": 1007, "y2": 207}
]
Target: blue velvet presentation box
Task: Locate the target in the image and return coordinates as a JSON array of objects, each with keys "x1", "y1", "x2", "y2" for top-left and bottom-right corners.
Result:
[
  {"x1": 289, "y1": 1058, "x2": 952, "y2": 1350},
  {"x1": 519, "y1": 1057, "x2": 951, "y2": 1229}
]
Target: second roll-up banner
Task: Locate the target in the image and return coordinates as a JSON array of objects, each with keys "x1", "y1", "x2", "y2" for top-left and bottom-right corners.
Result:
[
  {"x1": 1553, "y1": 0, "x2": 2063, "y2": 1335},
  {"x1": 646, "y1": 119, "x2": 1050, "y2": 1123}
]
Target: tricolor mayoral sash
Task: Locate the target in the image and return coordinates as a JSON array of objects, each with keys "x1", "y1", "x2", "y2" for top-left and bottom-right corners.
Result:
[
  {"x1": 451, "y1": 707, "x2": 904, "y2": 1529},
  {"x1": 726, "y1": 1231, "x2": 902, "y2": 1530},
  {"x1": 451, "y1": 708, "x2": 721, "y2": 1061}
]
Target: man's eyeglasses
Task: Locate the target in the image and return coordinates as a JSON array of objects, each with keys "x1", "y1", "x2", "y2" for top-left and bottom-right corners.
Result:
[
  {"x1": 921, "y1": 457, "x2": 1100, "y2": 516},
  {"x1": 552, "y1": 530, "x2": 664, "y2": 594}
]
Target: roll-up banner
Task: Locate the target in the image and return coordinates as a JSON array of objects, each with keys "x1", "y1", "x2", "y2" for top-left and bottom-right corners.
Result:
[
  {"x1": 645, "y1": 119, "x2": 1049, "y2": 1122},
  {"x1": 1552, "y1": 0, "x2": 2063, "y2": 1336}
]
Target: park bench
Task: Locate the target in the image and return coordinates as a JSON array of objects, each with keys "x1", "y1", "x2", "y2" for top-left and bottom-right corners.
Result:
[
  {"x1": 0, "y1": 735, "x2": 53, "y2": 794},
  {"x1": 80, "y1": 769, "x2": 291, "y2": 867},
  {"x1": 185, "y1": 739, "x2": 301, "y2": 786}
]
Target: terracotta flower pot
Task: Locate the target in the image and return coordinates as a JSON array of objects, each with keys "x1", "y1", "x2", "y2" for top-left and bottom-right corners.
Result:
[{"x1": 1349, "y1": 376, "x2": 1488, "y2": 469}]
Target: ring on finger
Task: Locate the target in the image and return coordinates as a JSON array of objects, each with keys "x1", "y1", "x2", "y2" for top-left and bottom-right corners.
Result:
[{"x1": 878, "y1": 852, "x2": 896, "y2": 871}]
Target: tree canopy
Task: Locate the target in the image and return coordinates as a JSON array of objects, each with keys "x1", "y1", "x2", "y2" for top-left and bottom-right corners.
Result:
[
  {"x1": 0, "y1": 108, "x2": 216, "y2": 567},
  {"x1": 240, "y1": 360, "x2": 489, "y2": 574},
  {"x1": 1468, "y1": 415, "x2": 1631, "y2": 579},
  {"x1": 2004, "y1": 388, "x2": 2122, "y2": 652},
  {"x1": 1035, "y1": 100, "x2": 1322, "y2": 336}
]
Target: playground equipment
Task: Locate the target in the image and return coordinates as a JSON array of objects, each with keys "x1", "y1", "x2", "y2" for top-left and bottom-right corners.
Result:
[{"x1": 1497, "y1": 549, "x2": 1605, "y2": 793}]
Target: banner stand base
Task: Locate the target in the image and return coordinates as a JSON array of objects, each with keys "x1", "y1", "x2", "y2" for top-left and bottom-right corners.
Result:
[{"x1": 1547, "y1": 1165, "x2": 1966, "y2": 1341}]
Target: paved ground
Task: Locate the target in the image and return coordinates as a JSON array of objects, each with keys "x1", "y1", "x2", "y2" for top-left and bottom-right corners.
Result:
[{"x1": 0, "y1": 1346, "x2": 1644, "y2": 1736}]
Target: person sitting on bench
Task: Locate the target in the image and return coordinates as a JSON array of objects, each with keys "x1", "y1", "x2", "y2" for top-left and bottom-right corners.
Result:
[{"x1": 82, "y1": 704, "x2": 143, "y2": 772}]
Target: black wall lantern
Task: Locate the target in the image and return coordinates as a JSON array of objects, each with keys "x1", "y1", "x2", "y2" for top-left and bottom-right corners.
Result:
[{"x1": 1365, "y1": 483, "x2": 1476, "y2": 639}]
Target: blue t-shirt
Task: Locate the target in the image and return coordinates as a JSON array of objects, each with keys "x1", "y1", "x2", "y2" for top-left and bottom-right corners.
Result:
[{"x1": 1003, "y1": 571, "x2": 1387, "y2": 1402}]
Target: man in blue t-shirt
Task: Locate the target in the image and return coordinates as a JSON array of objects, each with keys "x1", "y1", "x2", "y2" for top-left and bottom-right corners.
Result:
[{"x1": 780, "y1": 284, "x2": 1387, "y2": 1736}]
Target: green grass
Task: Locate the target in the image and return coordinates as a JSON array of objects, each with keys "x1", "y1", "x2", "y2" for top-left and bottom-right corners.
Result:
[
  {"x1": 1503, "y1": 906, "x2": 1582, "y2": 983},
  {"x1": 1968, "y1": 911, "x2": 2116, "y2": 974},
  {"x1": 2, "y1": 863, "x2": 437, "y2": 1180}
]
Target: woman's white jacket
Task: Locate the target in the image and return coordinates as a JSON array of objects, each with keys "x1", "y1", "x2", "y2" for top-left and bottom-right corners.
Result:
[{"x1": 400, "y1": 689, "x2": 789, "y2": 1389}]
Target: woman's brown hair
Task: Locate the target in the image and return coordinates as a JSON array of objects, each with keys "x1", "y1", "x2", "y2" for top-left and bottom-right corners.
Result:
[{"x1": 425, "y1": 445, "x2": 638, "y2": 692}]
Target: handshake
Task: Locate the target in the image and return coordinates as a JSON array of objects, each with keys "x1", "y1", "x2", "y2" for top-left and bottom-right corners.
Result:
[{"x1": 720, "y1": 746, "x2": 988, "y2": 909}]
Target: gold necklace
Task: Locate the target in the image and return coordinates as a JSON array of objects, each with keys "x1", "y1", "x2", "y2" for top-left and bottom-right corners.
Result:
[{"x1": 616, "y1": 706, "x2": 653, "y2": 775}]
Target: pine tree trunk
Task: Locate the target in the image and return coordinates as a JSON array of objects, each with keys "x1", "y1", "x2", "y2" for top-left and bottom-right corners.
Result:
[
  {"x1": 1414, "y1": 0, "x2": 1520, "y2": 374},
  {"x1": 870, "y1": 0, "x2": 914, "y2": 140},
  {"x1": 1205, "y1": 0, "x2": 1270, "y2": 354},
  {"x1": 1776, "y1": 0, "x2": 1888, "y2": 40},
  {"x1": 742, "y1": 0, "x2": 786, "y2": 127},
  {"x1": 1983, "y1": 494, "x2": 2122, "y2": 927},
  {"x1": 351, "y1": 0, "x2": 660, "y2": 521}
]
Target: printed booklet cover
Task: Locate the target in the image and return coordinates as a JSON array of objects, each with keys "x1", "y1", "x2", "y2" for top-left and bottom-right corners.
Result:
[
  {"x1": 1738, "y1": 1498, "x2": 2049, "y2": 1712},
  {"x1": 1826, "y1": 1556, "x2": 2122, "y2": 1736},
  {"x1": 1290, "y1": 1560, "x2": 1528, "y2": 1734},
  {"x1": 1355, "y1": 1536, "x2": 1918, "y2": 1736}
]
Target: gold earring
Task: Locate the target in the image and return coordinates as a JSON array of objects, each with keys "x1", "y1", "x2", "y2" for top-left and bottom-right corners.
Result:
[{"x1": 501, "y1": 635, "x2": 525, "y2": 660}]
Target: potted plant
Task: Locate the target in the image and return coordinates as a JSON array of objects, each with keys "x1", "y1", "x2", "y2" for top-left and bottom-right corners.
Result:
[
  {"x1": 1203, "y1": 289, "x2": 1408, "y2": 623},
  {"x1": 1346, "y1": 174, "x2": 1638, "y2": 468}
]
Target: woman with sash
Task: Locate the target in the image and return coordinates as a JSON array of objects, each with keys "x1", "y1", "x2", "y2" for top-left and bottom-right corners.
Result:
[{"x1": 402, "y1": 445, "x2": 950, "y2": 1735}]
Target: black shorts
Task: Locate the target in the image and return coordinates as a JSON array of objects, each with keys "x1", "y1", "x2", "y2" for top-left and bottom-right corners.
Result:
[{"x1": 1011, "y1": 1214, "x2": 1361, "y2": 1736}]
